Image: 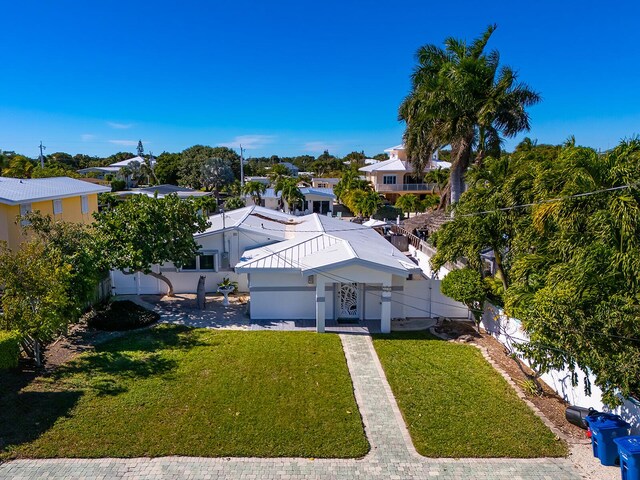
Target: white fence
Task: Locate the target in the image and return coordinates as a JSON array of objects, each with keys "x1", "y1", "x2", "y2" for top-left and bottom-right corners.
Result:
[{"x1": 481, "y1": 303, "x2": 640, "y2": 433}]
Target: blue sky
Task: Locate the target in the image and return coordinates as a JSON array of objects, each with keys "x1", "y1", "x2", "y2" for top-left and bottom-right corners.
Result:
[{"x1": 1, "y1": 0, "x2": 639, "y2": 158}]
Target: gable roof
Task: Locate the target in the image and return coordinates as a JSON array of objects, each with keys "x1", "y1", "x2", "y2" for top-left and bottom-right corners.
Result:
[
  {"x1": 359, "y1": 157, "x2": 412, "y2": 173},
  {"x1": 0, "y1": 176, "x2": 111, "y2": 205}
]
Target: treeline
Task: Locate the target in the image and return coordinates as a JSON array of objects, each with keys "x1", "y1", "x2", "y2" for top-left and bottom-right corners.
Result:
[{"x1": 0, "y1": 146, "x2": 391, "y2": 183}]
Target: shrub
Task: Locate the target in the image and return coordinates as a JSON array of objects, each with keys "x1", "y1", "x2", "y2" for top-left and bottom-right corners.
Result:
[
  {"x1": 0, "y1": 331, "x2": 21, "y2": 370},
  {"x1": 110, "y1": 179, "x2": 126, "y2": 192},
  {"x1": 372, "y1": 205, "x2": 404, "y2": 221},
  {"x1": 87, "y1": 301, "x2": 159, "y2": 331}
]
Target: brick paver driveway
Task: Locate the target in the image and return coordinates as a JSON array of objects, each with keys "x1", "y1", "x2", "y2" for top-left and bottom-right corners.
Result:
[{"x1": 0, "y1": 334, "x2": 581, "y2": 480}]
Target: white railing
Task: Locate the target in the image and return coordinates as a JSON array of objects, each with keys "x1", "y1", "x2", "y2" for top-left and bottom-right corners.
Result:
[{"x1": 375, "y1": 183, "x2": 436, "y2": 192}]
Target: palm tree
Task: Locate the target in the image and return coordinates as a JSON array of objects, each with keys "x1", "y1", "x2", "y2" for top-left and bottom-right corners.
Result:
[
  {"x1": 399, "y1": 25, "x2": 540, "y2": 206},
  {"x1": 3, "y1": 155, "x2": 35, "y2": 178},
  {"x1": 200, "y1": 157, "x2": 235, "y2": 205},
  {"x1": 275, "y1": 177, "x2": 304, "y2": 213},
  {"x1": 242, "y1": 181, "x2": 267, "y2": 206},
  {"x1": 334, "y1": 168, "x2": 372, "y2": 204},
  {"x1": 352, "y1": 190, "x2": 383, "y2": 219}
]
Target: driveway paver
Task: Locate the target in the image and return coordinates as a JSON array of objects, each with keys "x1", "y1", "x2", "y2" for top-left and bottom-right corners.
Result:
[{"x1": 0, "y1": 334, "x2": 581, "y2": 480}]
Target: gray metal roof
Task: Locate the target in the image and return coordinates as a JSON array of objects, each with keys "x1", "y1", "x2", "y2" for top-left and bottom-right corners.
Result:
[{"x1": 0, "y1": 176, "x2": 111, "y2": 205}]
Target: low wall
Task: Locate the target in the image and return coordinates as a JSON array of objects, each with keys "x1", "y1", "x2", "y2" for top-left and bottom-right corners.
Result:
[{"x1": 481, "y1": 303, "x2": 640, "y2": 433}]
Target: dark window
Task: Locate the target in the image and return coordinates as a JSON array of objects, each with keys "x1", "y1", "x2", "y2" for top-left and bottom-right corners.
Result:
[
  {"x1": 182, "y1": 257, "x2": 197, "y2": 270},
  {"x1": 200, "y1": 254, "x2": 215, "y2": 271}
]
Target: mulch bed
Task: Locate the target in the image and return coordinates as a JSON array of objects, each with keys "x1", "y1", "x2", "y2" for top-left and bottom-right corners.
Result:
[
  {"x1": 86, "y1": 300, "x2": 159, "y2": 331},
  {"x1": 435, "y1": 320, "x2": 587, "y2": 442}
]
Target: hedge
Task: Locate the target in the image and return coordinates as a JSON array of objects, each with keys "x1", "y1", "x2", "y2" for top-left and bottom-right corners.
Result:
[{"x1": 0, "y1": 330, "x2": 21, "y2": 370}]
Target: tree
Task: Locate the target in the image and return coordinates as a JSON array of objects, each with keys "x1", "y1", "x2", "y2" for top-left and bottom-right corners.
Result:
[
  {"x1": 242, "y1": 180, "x2": 267, "y2": 205},
  {"x1": 3, "y1": 155, "x2": 35, "y2": 178},
  {"x1": 155, "y1": 152, "x2": 181, "y2": 185},
  {"x1": 334, "y1": 168, "x2": 372, "y2": 203},
  {"x1": 268, "y1": 163, "x2": 290, "y2": 184},
  {"x1": 432, "y1": 137, "x2": 640, "y2": 406},
  {"x1": 141, "y1": 154, "x2": 158, "y2": 185},
  {"x1": 32, "y1": 163, "x2": 80, "y2": 178},
  {"x1": 179, "y1": 146, "x2": 240, "y2": 188},
  {"x1": 94, "y1": 194, "x2": 210, "y2": 296},
  {"x1": 395, "y1": 194, "x2": 422, "y2": 216},
  {"x1": 348, "y1": 190, "x2": 383, "y2": 218},
  {"x1": 200, "y1": 157, "x2": 234, "y2": 204},
  {"x1": 0, "y1": 241, "x2": 73, "y2": 366},
  {"x1": 275, "y1": 177, "x2": 304, "y2": 213},
  {"x1": 399, "y1": 25, "x2": 540, "y2": 206},
  {"x1": 224, "y1": 196, "x2": 246, "y2": 210},
  {"x1": 440, "y1": 268, "x2": 487, "y2": 332}
]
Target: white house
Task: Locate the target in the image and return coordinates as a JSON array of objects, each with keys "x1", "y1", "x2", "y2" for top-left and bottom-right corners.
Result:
[
  {"x1": 77, "y1": 156, "x2": 155, "y2": 180},
  {"x1": 111, "y1": 206, "x2": 466, "y2": 333},
  {"x1": 247, "y1": 187, "x2": 335, "y2": 215}
]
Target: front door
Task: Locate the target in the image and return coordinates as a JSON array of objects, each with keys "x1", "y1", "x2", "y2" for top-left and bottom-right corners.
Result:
[{"x1": 338, "y1": 283, "x2": 360, "y2": 319}]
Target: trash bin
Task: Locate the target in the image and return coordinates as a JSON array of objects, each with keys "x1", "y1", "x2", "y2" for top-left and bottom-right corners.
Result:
[
  {"x1": 585, "y1": 413, "x2": 631, "y2": 466},
  {"x1": 614, "y1": 436, "x2": 640, "y2": 480}
]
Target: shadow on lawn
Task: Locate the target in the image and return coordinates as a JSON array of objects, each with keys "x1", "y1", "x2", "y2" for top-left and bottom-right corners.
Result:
[{"x1": 0, "y1": 370, "x2": 82, "y2": 456}]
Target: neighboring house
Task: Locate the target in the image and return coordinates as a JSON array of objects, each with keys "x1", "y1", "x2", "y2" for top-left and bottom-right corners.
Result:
[
  {"x1": 359, "y1": 144, "x2": 450, "y2": 201},
  {"x1": 247, "y1": 187, "x2": 335, "y2": 215},
  {"x1": 114, "y1": 184, "x2": 213, "y2": 200},
  {"x1": 311, "y1": 177, "x2": 340, "y2": 190},
  {"x1": 77, "y1": 156, "x2": 155, "y2": 182},
  {"x1": 0, "y1": 176, "x2": 110, "y2": 249},
  {"x1": 113, "y1": 205, "x2": 462, "y2": 333},
  {"x1": 243, "y1": 176, "x2": 270, "y2": 185}
]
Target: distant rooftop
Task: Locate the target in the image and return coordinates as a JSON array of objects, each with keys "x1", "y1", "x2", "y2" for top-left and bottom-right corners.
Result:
[{"x1": 0, "y1": 176, "x2": 110, "y2": 205}]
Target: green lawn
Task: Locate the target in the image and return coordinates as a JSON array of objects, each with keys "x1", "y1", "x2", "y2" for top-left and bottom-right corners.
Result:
[
  {"x1": 0, "y1": 326, "x2": 369, "y2": 459},
  {"x1": 372, "y1": 331, "x2": 567, "y2": 458}
]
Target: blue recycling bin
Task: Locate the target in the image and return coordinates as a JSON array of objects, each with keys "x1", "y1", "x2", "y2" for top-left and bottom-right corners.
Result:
[
  {"x1": 614, "y1": 436, "x2": 640, "y2": 480},
  {"x1": 585, "y1": 413, "x2": 631, "y2": 466}
]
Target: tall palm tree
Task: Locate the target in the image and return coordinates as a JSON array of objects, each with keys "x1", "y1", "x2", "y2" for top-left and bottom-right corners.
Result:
[
  {"x1": 399, "y1": 25, "x2": 540, "y2": 206},
  {"x1": 242, "y1": 181, "x2": 267, "y2": 206}
]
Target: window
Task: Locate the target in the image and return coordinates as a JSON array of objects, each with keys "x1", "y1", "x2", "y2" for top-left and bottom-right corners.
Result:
[
  {"x1": 19, "y1": 203, "x2": 32, "y2": 226},
  {"x1": 81, "y1": 195, "x2": 89, "y2": 214},
  {"x1": 182, "y1": 257, "x2": 197, "y2": 270},
  {"x1": 180, "y1": 251, "x2": 217, "y2": 271},
  {"x1": 199, "y1": 254, "x2": 215, "y2": 271},
  {"x1": 53, "y1": 199, "x2": 63, "y2": 215},
  {"x1": 383, "y1": 175, "x2": 397, "y2": 185}
]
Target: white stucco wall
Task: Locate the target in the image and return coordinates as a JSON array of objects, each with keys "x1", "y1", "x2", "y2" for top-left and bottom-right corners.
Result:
[
  {"x1": 248, "y1": 271, "x2": 321, "y2": 320},
  {"x1": 111, "y1": 228, "x2": 280, "y2": 295},
  {"x1": 482, "y1": 303, "x2": 640, "y2": 433}
]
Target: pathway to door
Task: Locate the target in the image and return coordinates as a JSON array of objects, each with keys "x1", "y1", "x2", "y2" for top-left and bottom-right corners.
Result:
[{"x1": 0, "y1": 334, "x2": 581, "y2": 479}]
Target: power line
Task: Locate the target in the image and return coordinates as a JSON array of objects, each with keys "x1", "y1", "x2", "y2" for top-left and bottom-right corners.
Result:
[{"x1": 457, "y1": 183, "x2": 636, "y2": 218}]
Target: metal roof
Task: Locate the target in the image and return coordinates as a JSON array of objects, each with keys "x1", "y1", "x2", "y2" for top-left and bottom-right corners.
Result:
[{"x1": 0, "y1": 176, "x2": 111, "y2": 205}]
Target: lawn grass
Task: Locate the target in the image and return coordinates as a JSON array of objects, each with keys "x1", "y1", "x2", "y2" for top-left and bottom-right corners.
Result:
[
  {"x1": 0, "y1": 326, "x2": 369, "y2": 459},
  {"x1": 372, "y1": 331, "x2": 567, "y2": 458}
]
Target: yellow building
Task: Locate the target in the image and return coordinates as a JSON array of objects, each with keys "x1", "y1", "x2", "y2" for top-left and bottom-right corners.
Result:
[{"x1": 0, "y1": 176, "x2": 110, "y2": 250}]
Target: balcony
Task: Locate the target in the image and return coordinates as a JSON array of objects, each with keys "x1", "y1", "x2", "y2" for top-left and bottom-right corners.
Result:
[{"x1": 374, "y1": 183, "x2": 436, "y2": 193}]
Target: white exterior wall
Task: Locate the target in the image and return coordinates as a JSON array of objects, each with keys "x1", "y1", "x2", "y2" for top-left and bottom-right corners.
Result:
[
  {"x1": 409, "y1": 244, "x2": 453, "y2": 279},
  {"x1": 481, "y1": 304, "x2": 640, "y2": 433},
  {"x1": 248, "y1": 271, "x2": 322, "y2": 320},
  {"x1": 111, "y1": 228, "x2": 280, "y2": 295}
]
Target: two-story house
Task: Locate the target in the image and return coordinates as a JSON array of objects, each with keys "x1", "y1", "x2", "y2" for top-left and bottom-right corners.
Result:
[
  {"x1": 359, "y1": 144, "x2": 449, "y2": 202},
  {"x1": 0, "y1": 176, "x2": 110, "y2": 249}
]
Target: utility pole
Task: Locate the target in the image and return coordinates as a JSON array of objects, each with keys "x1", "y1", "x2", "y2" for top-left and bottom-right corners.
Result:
[
  {"x1": 38, "y1": 141, "x2": 46, "y2": 168},
  {"x1": 239, "y1": 144, "x2": 245, "y2": 187}
]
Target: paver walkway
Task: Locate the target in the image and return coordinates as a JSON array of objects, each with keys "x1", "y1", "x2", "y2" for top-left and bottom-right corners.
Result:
[{"x1": 0, "y1": 335, "x2": 581, "y2": 480}]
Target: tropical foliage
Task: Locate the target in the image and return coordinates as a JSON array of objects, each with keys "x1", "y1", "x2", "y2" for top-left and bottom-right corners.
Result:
[
  {"x1": 94, "y1": 194, "x2": 210, "y2": 296},
  {"x1": 399, "y1": 25, "x2": 540, "y2": 206},
  {"x1": 224, "y1": 196, "x2": 246, "y2": 210},
  {"x1": 432, "y1": 137, "x2": 640, "y2": 405},
  {"x1": 440, "y1": 268, "x2": 487, "y2": 331}
]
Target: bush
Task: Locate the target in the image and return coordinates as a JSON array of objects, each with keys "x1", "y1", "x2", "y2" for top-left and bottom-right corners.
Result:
[
  {"x1": 87, "y1": 301, "x2": 160, "y2": 331},
  {"x1": 372, "y1": 205, "x2": 404, "y2": 221},
  {"x1": 110, "y1": 179, "x2": 126, "y2": 192},
  {"x1": 0, "y1": 331, "x2": 21, "y2": 370}
]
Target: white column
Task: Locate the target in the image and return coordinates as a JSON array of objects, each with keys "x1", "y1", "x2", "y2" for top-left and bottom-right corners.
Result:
[
  {"x1": 316, "y1": 276, "x2": 326, "y2": 333},
  {"x1": 381, "y1": 281, "x2": 392, "y2": 334}
]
